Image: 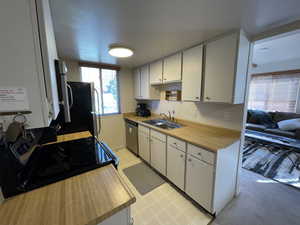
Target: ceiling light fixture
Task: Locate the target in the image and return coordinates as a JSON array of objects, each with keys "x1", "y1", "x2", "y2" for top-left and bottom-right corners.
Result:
[{"x1": 108, "y1": 46, "x2": 134, "y2": 58}]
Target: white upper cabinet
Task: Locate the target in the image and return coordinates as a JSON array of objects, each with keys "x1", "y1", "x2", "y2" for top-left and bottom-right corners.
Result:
[
  {"x1": 203, "y1": 31, "x2": 250, "y2": 104},
  {"x1": 182, "y1": 45, "x2": 203, "y2": 101},
  {"x1": 134, "y1": 69, "x2": 141, "y2": 98},
  {"x1": 134, "y1": 65, "x2": 160, "y2": 100},
  {"x1": 163, "y1": 53, "x2": 182, "y2": 83},
  {"x1": 149, "y1": 60, "x2": 163, "y2": 85},
  {"x1": 0, "y1": 0, "x2": 59, "y2": 128},
  {"x1": 140, "y1": 65, "x2": 150, "y2": 99}
]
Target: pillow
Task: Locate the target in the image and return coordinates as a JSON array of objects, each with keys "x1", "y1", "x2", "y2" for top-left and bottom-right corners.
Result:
[
  {"x1": 247, "y1": 110, "x2": 277, "y2": 128},
  {"x1": 277, "y1": 118, "x2": 300, "y2": 131}
]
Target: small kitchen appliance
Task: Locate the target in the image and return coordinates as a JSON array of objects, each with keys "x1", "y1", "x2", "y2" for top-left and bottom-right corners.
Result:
[{"x1": 135, "y1": 103, "x2": 151, "y2": 117}]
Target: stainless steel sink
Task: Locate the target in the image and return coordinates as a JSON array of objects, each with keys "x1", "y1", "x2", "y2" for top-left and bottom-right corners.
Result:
[{"x1": 143, "y1": 119, "x2": 182, "y2": 130}]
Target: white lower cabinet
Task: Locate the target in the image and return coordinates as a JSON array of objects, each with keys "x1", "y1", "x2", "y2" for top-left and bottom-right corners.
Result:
[
  {"x1": 150, "y1": 133, "x2": 166, "y2": 176},
  {"x1": 185, "y1": 155, "x2": 214, "y2": 212},
  {"x1": 136, "y1": 123, "x2": 240, "y2": 215},
  {"x1": 167, "y1": 145, "x2": 186, "y2": 190},
  {"x1": 138, "y1": 131, "x2": 150, "y2": 163}
]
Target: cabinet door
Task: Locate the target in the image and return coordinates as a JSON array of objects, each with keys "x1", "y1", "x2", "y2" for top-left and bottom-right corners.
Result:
[
  {"x1": 0, "y1": 0, "x2": 52, "y2": 128},
  {"x1": 163, "y1": 53, "x2": 182, "y2": 83},
  {"x1": 138, "y1": 131, "x2": 150, "y2": 163},
  {"x1": 167, "y1": 146, "x2": 185, "y2": 190},
  {"x1": 150, "y1": 60, "x2": 163, "y2": 84},
  {"x1": 203, "y1": 33, "x2": 238, "y2": 103},
  {"x1": 36, "y1": 0, "x2": 60, "y2": 120},
  {"x1": 186, "y1": 155, "x2": 214, "y2": 212},
  {"x1": 150, "y1": 138, "x2": 166, "y2": 175},
  {"x1": 134, "y1": 69, "x2": 141, "y2": 98},
  {"x1": 182, "y1": 45, "x2": 203, "y2": 101},
  {"x1": 140, "y1": 65, "x2": 150, "y2": 99}
]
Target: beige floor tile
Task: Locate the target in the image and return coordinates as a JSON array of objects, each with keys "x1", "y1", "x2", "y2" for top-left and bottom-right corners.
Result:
[{"x1": 116, "y1": 148, "x2": 212, "y2": 225}]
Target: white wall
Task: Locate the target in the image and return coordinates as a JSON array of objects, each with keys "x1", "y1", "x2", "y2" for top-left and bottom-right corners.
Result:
[
  {"x1": 64, "y1": 59, "x2": 135, "y2": 150},
  {"x1": 140, "y1": 82, "x2": 245, "y2": 131},
  {"x1": 150, "y1": 100, "x2": 244, "y2": 131}
]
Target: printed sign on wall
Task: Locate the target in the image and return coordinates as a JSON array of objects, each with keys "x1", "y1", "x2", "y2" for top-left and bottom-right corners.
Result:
[{"x1": 0, "y1": 87, "x2": 29, "y2": 112}]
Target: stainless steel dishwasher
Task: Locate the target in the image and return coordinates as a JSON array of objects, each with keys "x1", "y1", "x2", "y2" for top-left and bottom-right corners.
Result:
[{"x1": 125, "y1": 119, "x2": 138, "y2": 155}]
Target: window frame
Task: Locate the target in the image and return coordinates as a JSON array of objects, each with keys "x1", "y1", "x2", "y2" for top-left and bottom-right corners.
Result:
[
  {"x1": 80, "y1": 65, "x2": 121, "y2": 116},
  {"x1": 248, "y1": 69, "x2": 300, "y2": 113}
]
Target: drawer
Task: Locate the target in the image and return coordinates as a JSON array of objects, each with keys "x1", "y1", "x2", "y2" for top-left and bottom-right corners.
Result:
[
  {"x1": 139, "y1": 125, "x2": 150, "y2": 135},
  {"x1": 167, "y1": 136, "x2": 186, "y2": 152},
  {"x1": 187, "y1": 144, "x2": 215, "y2": 165},
  {"x1": 150, "y1": 129, "x2": 166, "y2": 142}
]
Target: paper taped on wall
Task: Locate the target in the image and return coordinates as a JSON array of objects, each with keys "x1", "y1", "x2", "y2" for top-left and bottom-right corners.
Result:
[{"x1": 0, "y1": 87, "x2": 29, "y2": 112}]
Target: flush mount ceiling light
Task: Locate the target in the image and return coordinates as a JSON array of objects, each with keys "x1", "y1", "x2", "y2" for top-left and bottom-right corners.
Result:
[{"x1": 108, "y1": 46, "x2": 134, "y2": 58}]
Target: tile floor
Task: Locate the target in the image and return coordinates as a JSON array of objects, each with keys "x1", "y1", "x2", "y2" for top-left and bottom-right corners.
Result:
[{"x1": 116, "y1": 148, "x2": 212, "y2": 225}]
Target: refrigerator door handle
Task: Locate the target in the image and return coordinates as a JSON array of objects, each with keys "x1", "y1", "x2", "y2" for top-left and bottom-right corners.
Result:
[
  {"x1": 94, "y1": 88, "x2": 101, "y2": 136},
  {"x1": 61, "y1": 73, "x2": 71, "y2": 123},
  {"x1": 67, "y1": 84, "x2": 74, "y2": 108}
]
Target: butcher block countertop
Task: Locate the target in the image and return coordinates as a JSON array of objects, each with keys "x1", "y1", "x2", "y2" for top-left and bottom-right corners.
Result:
[
  {"x1": 124, "y1": 113, "x2": 241, "y2": 152},
  {"x1": 0, "y1": 132, "x2": 136, "y2": 225},
  {"x1": 43, "y1": 131, "x2": 93, "y2": 145}
]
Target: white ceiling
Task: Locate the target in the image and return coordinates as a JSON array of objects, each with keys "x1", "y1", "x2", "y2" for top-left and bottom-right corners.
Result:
[
  {"x1": 50, "y1": 0, "x2": 300, "y2": 68},
  {"x1": 253, "y1": 30, "x2": 300, "y2": 65}
]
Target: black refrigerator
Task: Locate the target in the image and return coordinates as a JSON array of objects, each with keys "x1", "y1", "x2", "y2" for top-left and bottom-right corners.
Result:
[{"x1": 51, "y1": 81, "x2": 100, "y2": 137}]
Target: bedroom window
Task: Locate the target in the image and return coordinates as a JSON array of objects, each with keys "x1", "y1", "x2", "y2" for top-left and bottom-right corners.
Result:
[
  {"x1": 248, "y1": 71, "x2": 300, "y2": 113},
  {"x1": 81, "y1": 66, "x2": 120, "y2": 115}
]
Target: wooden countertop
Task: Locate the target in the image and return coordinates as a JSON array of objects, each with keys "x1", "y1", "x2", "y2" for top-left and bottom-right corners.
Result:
[
  {"x1": 124, "y1": 113, "x2": 240, "y2": 152},
  {"x1": 0, "y1": 132, "x2": 136, "y2": 225},
  {"x1": 43, "y1": 131, "x2": 92, "y2": 145}
]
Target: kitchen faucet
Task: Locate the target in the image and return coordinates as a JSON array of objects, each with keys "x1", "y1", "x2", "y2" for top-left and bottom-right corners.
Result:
[
  {"x1": 160, "y1": 110, "x2": 175, "y2": 121},
  {"x1": 160, "y1": 113, "x2": 169, "y2": 120}
]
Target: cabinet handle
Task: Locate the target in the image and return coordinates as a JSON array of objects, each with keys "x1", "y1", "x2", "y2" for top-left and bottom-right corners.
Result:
[
  {"x1": 206, "y1": 97, "x2": 210, "y2": 100},
  {"x1": 173, "y1": 142, "x2": 177, "y2": 145},
  {"x1": 197, "y1": 152, "x2": 202, "y2": 156},
  {"x1": 180, "y1": 154, "x2": 184, "y2": 158},
  {"x1": 188, "y1": 158, "x2": 192, "y2": 162},
  {"x1": 195, "y1": 97, "x2": 199, "y2": 99},
  {"x1": 163, "y1": 78, "x2": 167, "y2": 80}
]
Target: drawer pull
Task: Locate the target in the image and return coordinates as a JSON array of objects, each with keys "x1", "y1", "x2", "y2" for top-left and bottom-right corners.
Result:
[
  {"x1": 197, "y1": 152, "x2": 202, "y2": 156},
  {"x1": 173, "y1": 142, "x2": 177, "y2": 145},
  {"x1": 188, "y1": 158, "x2": 192, "y2": 162},
  {"x1": 180, "y1": 154, "x2": 184, "y2": 158}
]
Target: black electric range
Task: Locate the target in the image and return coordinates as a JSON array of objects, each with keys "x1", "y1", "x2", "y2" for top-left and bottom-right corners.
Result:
[{"x1": 0, "y1": 137, "x2": 119, "y2": 198}]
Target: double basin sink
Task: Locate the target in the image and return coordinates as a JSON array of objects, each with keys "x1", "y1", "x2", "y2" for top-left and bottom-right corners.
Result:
[{"x1": 143, "y1": 119, "x2": 182, "y2": 130}]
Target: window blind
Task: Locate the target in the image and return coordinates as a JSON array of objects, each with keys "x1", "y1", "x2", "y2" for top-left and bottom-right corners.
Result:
[{"x1": 248, "y1": 72, "x2": 300, "y2": 113}]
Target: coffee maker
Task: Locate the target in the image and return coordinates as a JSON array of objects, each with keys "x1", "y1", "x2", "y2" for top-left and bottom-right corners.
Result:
[{"x1": 136, "y1": 103, "x2": 151, "y2": 117}]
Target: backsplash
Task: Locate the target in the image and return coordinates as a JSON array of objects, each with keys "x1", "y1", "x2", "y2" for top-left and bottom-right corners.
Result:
[{"x1": 149, "y1": 100, "x2": 244, "y2": 131}]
